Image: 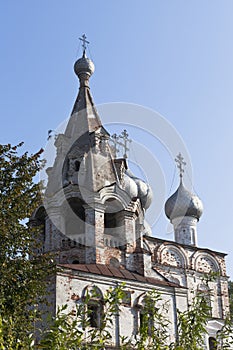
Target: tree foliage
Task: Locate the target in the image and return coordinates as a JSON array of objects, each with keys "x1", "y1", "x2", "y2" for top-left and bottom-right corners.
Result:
[
  {"x1": 175, "y1": 291, "x2": 210, "y2": 350},
  {"x1": 0, "y1": 143, "x2": 53, "y2": 349},
  {"x1": 38, "y1": 283, "x2": 233, "y2": 350},
  {"x1": 38, "y1": 284, "x2": 171, "y2": 350}
]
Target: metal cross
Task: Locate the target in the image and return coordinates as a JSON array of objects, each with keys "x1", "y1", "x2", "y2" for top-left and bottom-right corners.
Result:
[
  {"x1": 175, "y1": 153, "x2": 186, "y2": 179},
  {"x1": 79, "y1": 34, "x2": 90, "y2": 53},
  {"x1": 111, "y1": 133, "x2": 119, "y2": 156},
  {"x1": 119, "y1": 129, "x2": 132, "y2": 159}
]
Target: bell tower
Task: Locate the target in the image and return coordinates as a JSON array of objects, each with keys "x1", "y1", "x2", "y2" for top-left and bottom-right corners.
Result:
[{"x1": 34, "y1": 37, "x2": 153, "y2": 273}]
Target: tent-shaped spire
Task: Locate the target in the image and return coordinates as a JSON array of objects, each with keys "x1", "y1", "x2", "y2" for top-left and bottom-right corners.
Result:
[{"x1": 64, "y1": 48, "x2": 103, "y2": 141}]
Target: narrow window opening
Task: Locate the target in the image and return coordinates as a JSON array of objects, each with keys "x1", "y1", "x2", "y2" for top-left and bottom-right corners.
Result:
[
  {"x1": 139, "y1": 311, "x2": 153, "y2": 336},
  {"x1": 209, "y1": 337, "x2": 217, "y2": 350},
  {"x1": 75, "y1": 160, "x2": 80, "y2": 171},
  {"x1": 88, "y1": 302, "x2": 103, "y2": 329}
]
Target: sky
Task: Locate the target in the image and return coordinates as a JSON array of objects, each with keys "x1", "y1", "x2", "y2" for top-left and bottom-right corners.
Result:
[{"x1": 1, "y1": 1, "x2": 233, "y2": 278}]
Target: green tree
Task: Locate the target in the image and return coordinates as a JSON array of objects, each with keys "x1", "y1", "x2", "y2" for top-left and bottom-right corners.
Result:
[
  {"x1": 38, "y1": 282, "x2": 233, "y2": 350},
  {"x1": 134, "y1": 289, "x2": 170, "y2": 350},
  {"x1": 174, "y1": 291, "x2": 210, "y2": 350},
  {"x1": 0, "y1": 143, "x2": 53, "y2": 349},
  {"x1": 39, "y1": 285, "x2": 171, "y2": 350},
  {"x1": 38, "y1": 284, "x2": 128, "y2": 349}
]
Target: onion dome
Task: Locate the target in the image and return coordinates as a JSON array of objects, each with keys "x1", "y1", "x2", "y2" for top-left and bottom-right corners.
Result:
[
  {"x1": 74, "y1": 51, "x2": 95, "y2": 78},
  {"x1": 123, "y1": 172, "x2": 138, "y2": 199},
  {"x1": 165, "y1": 181, "x2": 203, "y2": 221},
  {"x1": 125, "y1": 170, "x2": 153, "y2": 210}
]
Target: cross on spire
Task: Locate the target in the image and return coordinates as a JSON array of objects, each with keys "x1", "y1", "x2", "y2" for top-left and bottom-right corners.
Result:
[
  {"x1": 175, "y1": 153, "x2": 186, "y2": 180},
  {"x1": 119, "y1": 129, "x2": 132, "y2": 159},
  {"x1": 111, "y1": 133, "x2": 119, "y2": 157},
  {"x1": 79, "y1": 34, "x2": 90, "y2": 54},
  {"x1": 110, "y1": 129, "x2": 132, "y2": 159}
]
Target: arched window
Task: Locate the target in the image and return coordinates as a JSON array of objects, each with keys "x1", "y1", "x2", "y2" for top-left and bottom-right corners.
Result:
[
  {"x1": 136, "y1": 293, "x2": 156, "y2": 337},
  {"x1": 209, "y1": 337, "x2": 217, "y2": 350},
  {"x1": 87, "y1": 301, "x2": 103, "y2": 328},
  {"x1": 82, "y1": 286, "x2": 104, "y2": 329},
  {"x1": 139, "y1": 309, "x2": 154, "y2": 336}
]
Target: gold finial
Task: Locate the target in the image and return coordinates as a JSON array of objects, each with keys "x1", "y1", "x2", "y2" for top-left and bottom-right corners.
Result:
[
  {"x1": 175, "y1": 153, "x2": 186, "y2": 180},
  {"x1": 79, "y1": 34, "x2": 90, "y2": 54}
]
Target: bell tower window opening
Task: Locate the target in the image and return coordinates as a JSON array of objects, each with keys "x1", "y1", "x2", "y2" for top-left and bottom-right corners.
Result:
[
  {"x1": 104, "y1": 199, "x2": 124, "y2": 239},
  {"x1": 104, "y1": 212, "x2": 117, "y2": 229},
  {"x1": 75, "y1": 160, "x2": 80, "y2": 172},
  {"x1": 65, "y1": 198, "x2": 85, "y2": 236}
]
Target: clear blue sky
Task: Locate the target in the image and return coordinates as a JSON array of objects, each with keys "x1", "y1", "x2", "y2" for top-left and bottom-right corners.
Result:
[{"x1": 1, "y1": 1, "x2": 233, "y2": 278}]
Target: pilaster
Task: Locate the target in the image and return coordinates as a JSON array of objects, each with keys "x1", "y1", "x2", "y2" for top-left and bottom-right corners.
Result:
[{"x1": 84, "y1": 204, "x2": 105, "y2": 264}]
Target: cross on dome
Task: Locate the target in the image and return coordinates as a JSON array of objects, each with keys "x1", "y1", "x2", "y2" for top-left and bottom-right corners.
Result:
[
  {"x1": 175, "y1": 153, "x2": 186, "y2": 180},
  {"x1": 79, "y1": 34, "x2": 90, "y2": 54},
  {"x1": 111, "y1": 130, "x2": 132, "y2": 159},
  {"x1": 119, "y1": 130, "x2": 131, "y2": 159}
]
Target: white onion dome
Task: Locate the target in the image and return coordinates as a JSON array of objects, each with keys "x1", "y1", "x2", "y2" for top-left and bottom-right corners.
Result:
[
  {"x1": 165, "y1": 181, "x2": 203, "y2": 221},
  {"x1": 74, "y1": 51, "x2": 95, "y2": 78},
  {"x1": 125, "y1": 170, "x2": 153, "y2": 210}
]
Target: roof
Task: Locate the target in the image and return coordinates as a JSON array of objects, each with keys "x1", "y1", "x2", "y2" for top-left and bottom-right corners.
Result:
[{"x1": 58, "y1": 263, "x2": 181, "y2": 288}]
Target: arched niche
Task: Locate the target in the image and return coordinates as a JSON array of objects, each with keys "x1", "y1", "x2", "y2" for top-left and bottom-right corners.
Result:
[
  {"x1": 157, "y1": 244, "x2": 187, "y2": 269},
  {"x1": 109, "y1": 257, "x2": 120, "y2": 268},
  {"x1": 192, "y1": 252, "x2": 220, "y2": 274}
]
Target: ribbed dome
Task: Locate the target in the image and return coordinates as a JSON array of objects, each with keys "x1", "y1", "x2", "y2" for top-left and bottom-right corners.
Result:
[
  {"x1": 165, "y1": 181, "x2": 203, "y2": 221},
  {"x1": 74, "y1": 52, "x2": 95, "y2": 78}
]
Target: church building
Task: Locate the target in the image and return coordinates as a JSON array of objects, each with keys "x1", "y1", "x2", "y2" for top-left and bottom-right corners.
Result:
[{"x1": 32, "y1": 39, "x2": 230, "y2": 349}]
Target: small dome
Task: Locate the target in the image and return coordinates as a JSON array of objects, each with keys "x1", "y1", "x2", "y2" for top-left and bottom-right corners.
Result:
[
  {"x1": 123, "y1": 173, "x2": 138, "y2": 199},
  {"x1": 74, "y1": 52, "x2": 95, "y2": 78},
  {"x1": 126, "y1": 170, "x2": 153, "y2": 210},
  {"x1": 165, "y1": 181, "x2": 203, "y2": 221}
]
